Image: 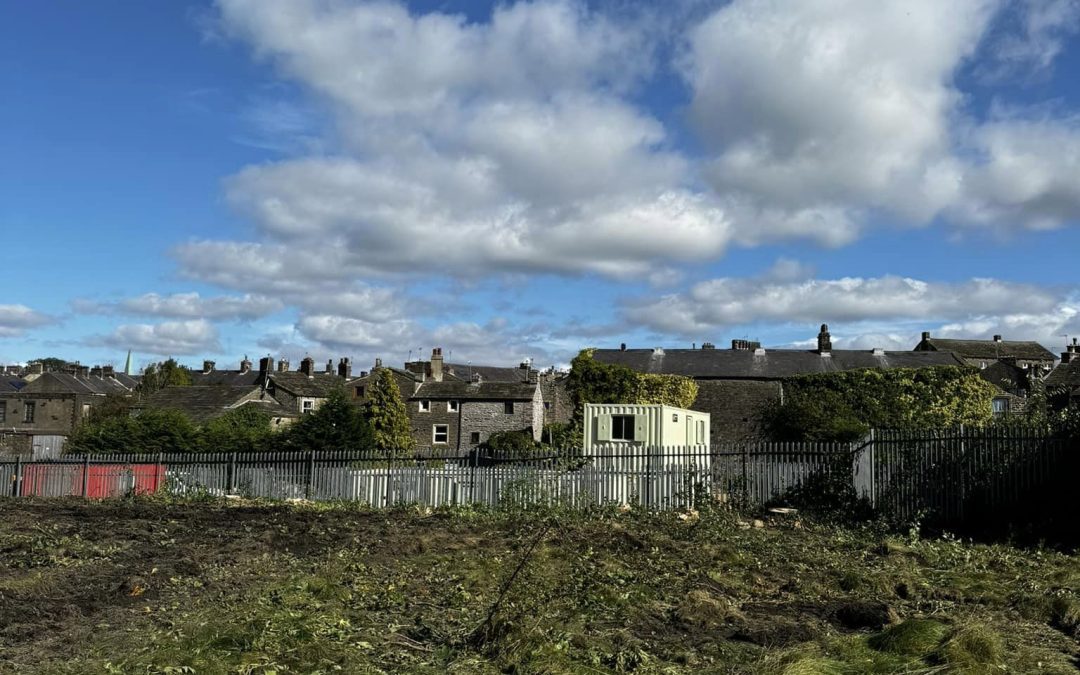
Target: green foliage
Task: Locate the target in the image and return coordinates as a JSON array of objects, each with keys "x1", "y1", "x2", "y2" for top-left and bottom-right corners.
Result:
[
  {"x1": 567, "y1": 349, "x2": 699, "y2": 438},
  {"x1": 84, "y1": 394, "x2": 133, "y2": 425},
  {"x1": 29, "y1": 357, "x2": 70, "y2": 371},
  {"x1": 761, "y1": 366, "x2": 997, "y2": 441},
  {"x1": 67, "y1": 407, "x2": 200, "y2": 454},
  {"x1": 541, "y1": 422, "x2": 574, "y2": 448},
  {"x1": 138, "y1": 358, "x2": 192, "y2": 395},
  {"x1": 199, "y1": 405, "x2": 274, "y2": 454},
  {"x1": 481, "y1": 430, "x2": 540, "y2": 455},
  {"x1": 364, "y1": 369, "x2": 414, "y2": 455},
  {"x1": 278, "y1": 388, "x2": 374, "y2": 454}
]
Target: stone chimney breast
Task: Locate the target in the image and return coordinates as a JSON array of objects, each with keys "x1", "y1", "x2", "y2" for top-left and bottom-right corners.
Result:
[{"x1": 817, "y1": 324, "x2": 832, "y2": 354}]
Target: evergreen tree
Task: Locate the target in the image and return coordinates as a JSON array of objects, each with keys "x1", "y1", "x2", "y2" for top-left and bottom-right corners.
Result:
[
  {"x1": 200, "y1": 405, "x2": 274, "y2": 454},
  {"x1": 278, "y1": 388, "x2": 373, "y2": 453},
  {"x1": 366, "y1": 369, "x2": 414, "y2": 456}
]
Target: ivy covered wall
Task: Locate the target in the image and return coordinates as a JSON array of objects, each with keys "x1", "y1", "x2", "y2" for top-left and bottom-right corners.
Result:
[{"x1": 761, "y1": 366, "x2": 998, "y2": 441}]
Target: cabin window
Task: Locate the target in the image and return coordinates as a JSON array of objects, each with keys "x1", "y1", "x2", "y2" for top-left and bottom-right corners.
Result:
[
  {"x1": 418, "y1": 400, "x2": 430, "y2": 412},
  {"x1": 504, "y1": 402, "x2": 514, "y2": 414},
  {"x1": 23, "y1": 402, "x2": 35, "y2": 424},
  {"x1": 611, "y1": 414, "x2": 635, "y2": 441},
  {"x1": 433, "y1": 424, "x2": 449, "y2": 444},
  {"x1": 992, "y1": 398, "x2": 1009, "y2": 417},
  {"x1": 448, "y1": 400, "x2": 459, "y2": 412}
]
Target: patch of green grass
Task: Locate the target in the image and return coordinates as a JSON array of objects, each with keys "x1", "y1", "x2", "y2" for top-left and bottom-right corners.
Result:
[
  {"x1": 867, "y1": 618, "x2": 951, "y2": 656},
  {"x1": 938, "y1": 624, "x2": 1005, "y2": 672}
]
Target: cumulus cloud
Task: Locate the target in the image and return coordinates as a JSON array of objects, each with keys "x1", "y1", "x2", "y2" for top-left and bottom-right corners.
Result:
[
  {"x1": 76, "y1": 292, "x2": 283, "y2": 320},
  {"x1": 0, "y1": 304, "x2": 56, "y2": 338},
  {"x1": 624, "y1": 273, "x2": 1073, "y2": 337},
  {"x1": 99, "y1": 320, "x2": 221, "y2": 356}
]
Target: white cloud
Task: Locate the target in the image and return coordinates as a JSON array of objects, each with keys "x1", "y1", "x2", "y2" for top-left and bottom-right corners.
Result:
[
  {"x1": 624, "y1": 273, "x2": 1071, "y2": 336},
  {"x1": 0, "y1": 304, "x2": 55, "y2": 338},
  {"x1": 985, "y1": 0, "x2": 1080, "y2": 77},
  {"x1": 100, "y1": 320, "x2": 221, "y2": 356},
  {"x1": 77, "y1": 292, "x2": 283, "y2": 320}
]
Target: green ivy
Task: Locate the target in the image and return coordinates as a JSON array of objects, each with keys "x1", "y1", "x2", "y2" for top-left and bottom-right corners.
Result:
[
  {"x1": 566, "y1": 350, "x2": 699, "y2": 441},
  {"x1": 761, "y1": 366, "x2": 997, "y2": 441}
]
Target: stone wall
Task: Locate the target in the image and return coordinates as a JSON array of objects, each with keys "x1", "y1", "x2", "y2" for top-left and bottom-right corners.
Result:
[
  {"x1": 691, "y1": 380, "x2": 782, "y2": 443},
  {"x1": 540, "y1": 375, "x2": 572, "y2": 426},
  {"x1": 460, "y1": 400, "x2": 537, "y2": 449},
  {"x1": 409, "y1": 398, "x2": 462, "y2": 451}
]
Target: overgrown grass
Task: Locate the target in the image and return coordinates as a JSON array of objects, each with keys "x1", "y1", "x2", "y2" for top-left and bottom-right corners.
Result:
[{"x1": 0, "y1": 497, "x2": 1076, "y2": 674}]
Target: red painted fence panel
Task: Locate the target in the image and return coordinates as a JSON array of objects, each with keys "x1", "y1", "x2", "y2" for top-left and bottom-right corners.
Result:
[{"x1": 20, "y1": 464, "x2": 165, "y2": 498}]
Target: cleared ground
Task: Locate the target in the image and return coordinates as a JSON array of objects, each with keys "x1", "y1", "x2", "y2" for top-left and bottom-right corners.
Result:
[{"x1": 0, "y1": 498, "x2": 1076, "y2": 673}]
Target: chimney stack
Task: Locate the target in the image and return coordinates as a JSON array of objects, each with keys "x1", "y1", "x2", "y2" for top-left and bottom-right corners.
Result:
[
  {"x1": 276, "y1": 358, "x2": 289, "y2": 373},
  {"x1": 90, "y1": 366, "x2": 103, "y2": 378},
  {"x1": 430, "y1": 348, "x2": 444, "y2": 382},
  {"x1": 922, "y1": 331, "x2": 931, "y2": 341},
  {"x1": 241, "y1": 357, "x2": 252, "y2": 373},
  {"x1": 817, "y1": 324, "x2": 832, "y2": 355},
  {"x1": 993, "y1": 335, "x2": 1002, "y2": 343},
  {"x1": 259, "y1": 356, "x2": 272, "y2": 375},
  {"x1": 1063, "y1": 338, "x2": 1079, "y2": 364},
  {"x1": 30, "y1": 362, "x2": 44, "y2": 375},
  {"x1": 374, "y1": 358, "x2": 382, "y2": 369},
  {"x1": 202, "y1": 360, "x2": 215, "y2": 374},
  {"x1": 102, "y1": 365, "x2": 115, "y2": 377},
  {"x1": 326, "y1": 359, "x2": 334, "y2": 375},
  {"x1": 702, "y1": 342, "x2": 716, "y2": 350},
  {"x1": 620, "y1": 342, "x2": 627, "y2": 351},
  {"x1": 299, "y1": 356, "x2": 315, "y2": 376},
  {"x1": 337, "y1": 357, "x2": 352, "y2": 379}
]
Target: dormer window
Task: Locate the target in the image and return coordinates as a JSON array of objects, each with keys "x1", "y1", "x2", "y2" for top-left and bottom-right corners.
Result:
[{"x1": 418, "y1": 400, "x2": 430, "y2": 412}]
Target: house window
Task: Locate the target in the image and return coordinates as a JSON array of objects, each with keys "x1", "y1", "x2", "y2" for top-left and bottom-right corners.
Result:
[
  {"x1": 0, "y1": 401, "x2": 5, "y2": 423},
  {"x1": 23, "y1": 402, "x2": 35, "y2": 424},
  {"x1": 470, "y1": 432, "x2": 481, "y2": 444},
  {"x1": 611, "y1": 414, "x2": 635, "y2": 441},
  {"x1": 992, "y1": 397, "x2": 1010, "y2": 417},
  {"x1": 544, "y1": 402, "x2": 550, "y2": 409},
  {"x1": 302, "y1": 400, "x2": 314, "y2": 414},
  {"x1": 433, "y1": 424, "x2": 449, "y2": 444},
  {"x1": 355, "y1": 386, "x2": 365, "y2": 398},
  {"x1": 418, "y1": 400, "x2": 430, "y2": 412},
  {"x1": 448, "y1": 400, "x2": 459, "y2": 412},
  {"x1": 82, "y1": 404, "x2": 91, "y2": 418},
  {"x1": 504, "y1": 402, "x2": 514, "y2": 414}
]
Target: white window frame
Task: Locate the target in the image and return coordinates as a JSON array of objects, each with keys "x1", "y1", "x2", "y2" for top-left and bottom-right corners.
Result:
[
  {"x1": 418, "y1": 400, "x2": 430, "y2": 412},
  {"x1": 23, "y1": 401, "x2": 35, "y2": 424},
  {"x1": 433, "y1": 424, "x2": 449, "y2": 444},
  {"x1": 302, "y1": 399, "x2": 314, "y2": 414},
  {"x1": 447, "y1": 400, "x2": 459, "y2": 413}
]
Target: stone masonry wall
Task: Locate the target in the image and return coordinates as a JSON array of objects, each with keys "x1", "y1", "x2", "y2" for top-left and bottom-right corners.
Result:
[
  {"x1": 460, "y1": 400, "x2": 536, "y2": 449},
  {"x1": 692, "y1": 380, "x2": 783, "y2": 443}
]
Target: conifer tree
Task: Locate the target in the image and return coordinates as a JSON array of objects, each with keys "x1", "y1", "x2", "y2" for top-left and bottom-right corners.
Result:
[{"x1": 367, "y1": 369, "x2": 414, "y2": 456}]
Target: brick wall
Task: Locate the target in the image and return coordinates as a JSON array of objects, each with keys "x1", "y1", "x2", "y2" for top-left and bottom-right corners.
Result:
[{"x1": 691, "y1": 380, "x2": 782, "y2": 443}]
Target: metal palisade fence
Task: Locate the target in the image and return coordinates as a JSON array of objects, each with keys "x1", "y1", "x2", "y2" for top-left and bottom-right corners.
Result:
[{"x1": 2, "y1": 428, "x2": 1076, "y2": 534}]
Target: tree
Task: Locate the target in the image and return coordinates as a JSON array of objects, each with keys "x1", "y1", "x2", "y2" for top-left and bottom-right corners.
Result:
[
  {"x1": 200, "y1": 405, "x2": 274, "y2": 454},
  {"x1": 366, "y1": 369, "x2": 414, "y2": 455},
  {"x1": 278, "y1": 388, "x2": 373, "y2": 454},
  {"x1": 139, "y1": 359, "x2": 192, "y2": 396},
  {"x1": 66, "y1": 408, "x2": 199, "y2": 455},
  {"x1": 30, "y1": 357, "x2": 70, "y2": 371}
]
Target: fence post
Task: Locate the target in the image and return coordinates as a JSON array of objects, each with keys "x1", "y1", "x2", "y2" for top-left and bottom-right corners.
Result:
[
  {"x1": 13, "y1": 455, "x2": 21, "y2": 497},
  {"x1": 741, "y1": 444, "x2": 749, "y2": 508},
  {"x1": 384, "y1": 453, "x2": 392, "y2": 507},
  {"x1": 82, "y1": 455, "x2": 90, "y2": 499},
  {"x1": 306, "y1": 450, "x2": 316, "y2": 500},
  {"x1": 228, "y1": 452, "x2": 236, "y2": 494}
]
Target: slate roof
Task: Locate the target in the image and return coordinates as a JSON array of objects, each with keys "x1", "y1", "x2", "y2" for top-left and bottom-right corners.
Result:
[
  {"x1": 591, "y1": 348, "x2": 969, "y2": 380},
  {"x1": 1044, "y1": 360, "x2": 1080, "y2": 393},
  {"x1": 917, "y1": 337, "x2": 1056, "y2": 361},
  {"x1": 18, "y1": 372, "x2": 134, "y2": 395},
  {"x1": 0, "y1": 377, "x2": 26, "y2": 393},
  {"x1": 444, "y1": 363, "x2": 531, "y2": 383},
  {"x1": 979, "y1": 361, "x2": 1030, "y2": 394},
  {"x1": 188, "y1": 369, "x2": 262, "y2": 386},
  {"x1": 267, "y1": 372, "x2": 343, "y2": 397},
  {"x1": 136, "y1": 385, "x2": 290, "y2": 424},
  {"x1": 413, "y1": 380, "x2": 538, "y2": 401}
]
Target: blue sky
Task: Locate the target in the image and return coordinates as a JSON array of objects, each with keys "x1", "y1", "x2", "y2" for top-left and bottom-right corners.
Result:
[{"x1": 2, "y1": 0, "x2": 1080, "y2": 371}]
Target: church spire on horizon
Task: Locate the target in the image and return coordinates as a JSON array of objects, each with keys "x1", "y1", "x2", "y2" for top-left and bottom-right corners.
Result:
[{"x1": 124, "y1": 349, "x2": 134, "y2": 376}]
